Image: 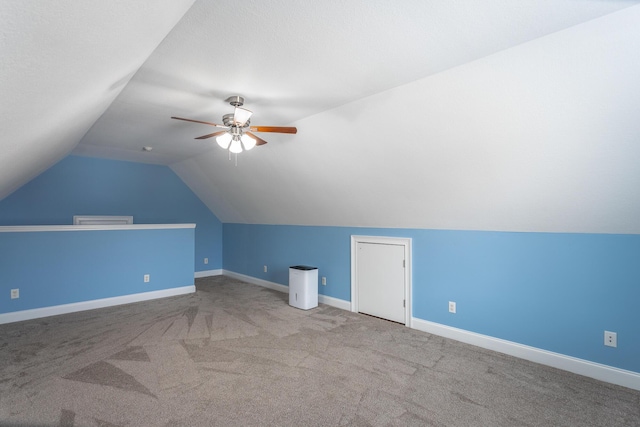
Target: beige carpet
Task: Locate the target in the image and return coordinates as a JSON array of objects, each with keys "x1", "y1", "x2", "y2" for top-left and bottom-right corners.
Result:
[{"x1": 0, "y1": 276, "x2": 638, "y2": 426}]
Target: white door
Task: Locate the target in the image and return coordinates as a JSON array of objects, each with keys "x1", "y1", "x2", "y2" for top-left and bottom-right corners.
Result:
[{"x1": 357, "y1": 242, "x2": 405, "y2": 323}]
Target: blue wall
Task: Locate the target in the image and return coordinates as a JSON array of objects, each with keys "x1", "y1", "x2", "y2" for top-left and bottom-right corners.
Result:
[
  {"x1": 0, "y1": 227, "x2": 194, "y2": 314},
  {"x1": 224, "y1": 223, "x2": 640, "y2": 373},
  {"x1": 0, "y1": 155, "x2": 222, "y2": 271},
  {"x1": 2, "y1": 154, "x2": 637, "y2": 374}
]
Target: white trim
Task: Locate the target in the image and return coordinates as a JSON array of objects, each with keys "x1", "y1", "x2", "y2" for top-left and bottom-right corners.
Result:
[
  {"x1": 412, "y1": 317, "x2": 640, "y2": 392},
  {"x1": 319, "y1": 294, "x2": 351, "y2": 311},
  {"x1": 351, "y1": 235, "x2": 412, "y2": 327},
  {"x1": 222, "y1": 270, "x2": 351, "y2": 310},
  {"x1": 73, "y1": 215, "x2": 133, "y2": 225},
  {"x1": 194, "y1": 269, "x2": 223, "y2": 278},
  {"x1": 0, "y1": 285, "x2": 196, "y2": 325},
  {"x1": 0, "y1": 224, "x2": 196, "y2": 232},
  {"x1": 223, "y1": 270, "x2": 289, "y2": 293}
]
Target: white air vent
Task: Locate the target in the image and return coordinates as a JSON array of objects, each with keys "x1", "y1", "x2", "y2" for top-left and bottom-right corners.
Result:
[{"x1": 73, "y1": 216, "x2": 133, "y2": 225}]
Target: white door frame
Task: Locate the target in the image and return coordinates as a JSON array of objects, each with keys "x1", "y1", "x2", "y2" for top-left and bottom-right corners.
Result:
[{"x1": 351, "y1": 235, "x2": 412, "y2": 327}]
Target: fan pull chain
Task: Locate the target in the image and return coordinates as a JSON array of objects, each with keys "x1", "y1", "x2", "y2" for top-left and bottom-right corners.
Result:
[{"x1": 235, "y1": 153, "x2": 238, "y2": 166}]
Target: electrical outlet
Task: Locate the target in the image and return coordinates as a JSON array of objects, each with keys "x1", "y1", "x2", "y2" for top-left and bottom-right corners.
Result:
[
  {"x1": 204, "y1": 258, "x2": 208, "y2": 265},
  {"x1": 10, "y1": 288, "x2": 19, "y2": 299},
  {"x1": 604, "y1": 331, "x2": 617, "y2": 348},
  {"x1": 321, "y1": 277, "x2": 327, "y2": 286},
  {"x1": 144, "y1": 274, "x2": 150, "y2": 283},
  {"x1": 264, "y1": 265, "x2": 268, "y2": 273},
  {"x1": 448, "y1": 301, "x2": 456, "y2": 314}
]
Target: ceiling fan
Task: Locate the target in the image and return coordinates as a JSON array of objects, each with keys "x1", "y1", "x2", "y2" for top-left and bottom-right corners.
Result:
[{"x1": 171, "y1": 95, "x2": 297, "y2": 154}]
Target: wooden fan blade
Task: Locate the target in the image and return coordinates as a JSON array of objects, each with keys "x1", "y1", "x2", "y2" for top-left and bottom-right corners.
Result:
[
  {"x1": 249, "y1": 126, "x2": 297, "y2": 134},
  {"x1": 246, "y1": 132, "x2": 268, "y2": 146},
  {"x1": 171, "y1": 116, "x2": 228, "y2": 128},
  {"x1": 195, "y1": 130, "x2": 227, "y2": 140}
]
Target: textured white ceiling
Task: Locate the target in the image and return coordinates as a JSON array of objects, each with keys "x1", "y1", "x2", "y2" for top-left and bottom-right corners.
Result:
[
  {"x1": 74, "y1": 0, "x2": 636, "y2": 164},
  {"x1": 174, "y1": 4, "x2": 640, "y2": 233},
  {"x1": 2, "y1": 1, "x2": 640, "y2": 233},
  {"x1": 0, "y1": 0, "x2": 195, "y2": 199}
]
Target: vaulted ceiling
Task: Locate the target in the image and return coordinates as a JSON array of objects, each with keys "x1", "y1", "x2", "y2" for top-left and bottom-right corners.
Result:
[{"x1": 2, "y1": 1, "x2": 640, "y2": 233}]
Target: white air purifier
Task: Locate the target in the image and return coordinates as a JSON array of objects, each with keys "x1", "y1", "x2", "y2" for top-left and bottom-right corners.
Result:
[{"x1": 289, "y1": 265, "x2": 318, "y2": 310}]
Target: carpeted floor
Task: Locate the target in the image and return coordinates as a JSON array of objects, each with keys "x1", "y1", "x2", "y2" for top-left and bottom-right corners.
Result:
[{"x1": 0, "y1": 276, "x2": 638, "y2": 426}]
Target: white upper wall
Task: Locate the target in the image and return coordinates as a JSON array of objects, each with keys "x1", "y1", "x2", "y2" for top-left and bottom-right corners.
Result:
[{"x1": 173, "y1": 5, "x2": 640, "y2": 233}]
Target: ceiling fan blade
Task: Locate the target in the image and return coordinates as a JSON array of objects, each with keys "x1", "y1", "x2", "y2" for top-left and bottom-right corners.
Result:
[
  {"x1": 171, "y1": 116, "x2": 228, "y2": 128},
  {"x1": 195, "y1": 130, "x2": 228, "y2": 140},
  {"x1": 249, "y1": 126, "x2": 297, "y2": 134},
  {"x1": 246, "y1": 132, "x2": 268, "y2": 146}
]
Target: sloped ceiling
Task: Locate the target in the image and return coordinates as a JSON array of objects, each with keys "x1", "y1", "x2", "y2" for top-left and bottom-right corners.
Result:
[
  {"x1": 0, "y1": 0, "x2": 196, "y2": 199},
  {"x1": 2, "y1": 1, "x2": 640, "y2": 233}
]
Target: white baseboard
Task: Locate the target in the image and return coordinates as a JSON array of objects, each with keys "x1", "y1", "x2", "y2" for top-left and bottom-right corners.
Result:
[
  {"x1": 319, "y1": 294, "x2": 351, "y2": 311},
  {"x1": 222, "y1": 270, "x2": 351, "y2": 311},
  {"x1": 412, "y1": 318, "x2": 640, "y2": 391},
  {"x1": 0, "y1": 285, "x2": 196, "y2": 325},
  {"x1": 194, "y1": 269, "x2": 223, "y2": 278},
  {"x1": 223, "y1": 270, "x2": 289, "y2": 293}
]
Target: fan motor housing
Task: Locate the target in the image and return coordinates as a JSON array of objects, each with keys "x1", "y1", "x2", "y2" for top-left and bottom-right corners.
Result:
[{"x1": 222, "y1": 113, "x2": 250, "y2": 128}]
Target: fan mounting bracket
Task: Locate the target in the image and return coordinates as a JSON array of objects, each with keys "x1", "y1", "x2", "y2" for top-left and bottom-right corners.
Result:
[{"x1": 225, "y1": 95, "x2": 245, "y2": 107}]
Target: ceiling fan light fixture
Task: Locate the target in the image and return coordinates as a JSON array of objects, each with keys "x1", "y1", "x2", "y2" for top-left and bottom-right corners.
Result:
[
  {"x1": 229, "y1": 137, "x2": 243, "y2": 154},
  {"x1": 233, "y1": 107, "x2": 253, "y2": 125},
  {"x1": 241, "y1": 134, "x2": 256, "y2": 150},
  {"x1": 216, "y1": 132, "x2": 232, "y2": 149},
  {"x1": 172, "y1": 96, "x2": 298, "y2": 161}
]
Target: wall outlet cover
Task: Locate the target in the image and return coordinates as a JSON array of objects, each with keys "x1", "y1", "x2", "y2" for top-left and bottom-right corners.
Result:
[
  {"x1": 448, "y1": 301, "x2": 456, "y2": 314},
  {"x1": 604, "y1": 331, "x2": 617, "y2": 348}
]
